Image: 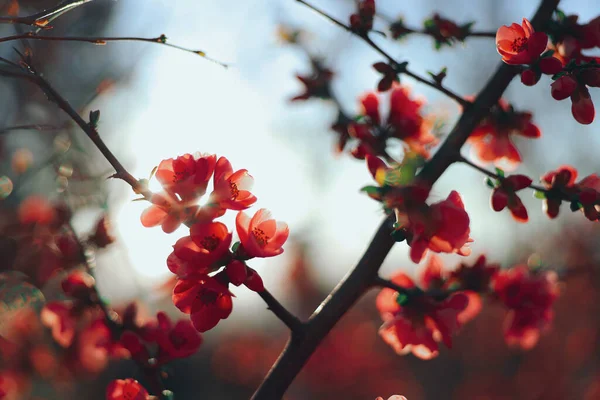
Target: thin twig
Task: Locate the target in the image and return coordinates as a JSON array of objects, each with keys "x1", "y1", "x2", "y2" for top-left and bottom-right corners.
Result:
[
  {"x1": 0, "y1": 33, "x2": 228, "y2": 67},
  {"x1": 0, "y1": 123, "x2": 63, "y2": 135},
  {"x1": 0, "y1": 65, "x2": 152, "y2": 198},
  {"x1": 0, "y1": 0, "x2": 92, "y2": 28},
  {"x1": 372, "y1": 276, "x2": 413, "y2": 295},
  {"x1": 258, "y1": 289, "x2": 305, "y2": 334}
]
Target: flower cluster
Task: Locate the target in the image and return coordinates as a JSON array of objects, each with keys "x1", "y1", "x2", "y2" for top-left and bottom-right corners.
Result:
[
  {"x1": 467, "y1": 99, "x2": 541, "y2": 169},
  {"x1": 349, "y1": 0, "x2": 375, "y2": 34},
  {"x1": 364, "y1": 156, "x2": 472, "y2": 263},
  {"x1": 496, "y1": 16, "x2": 600, "y2": 124},
  {"x1": 142, "y1": 153, "x2": 289, "y2": 332},
  {"x1": 377, "y1": 254, "x2": 559, "y2": 358},
  {"x1": 342, "y1": 85, "x2": 437, "y2": 160},
  {"x1": 541, "y1": 165, "x2": 600, "y2": 220}
]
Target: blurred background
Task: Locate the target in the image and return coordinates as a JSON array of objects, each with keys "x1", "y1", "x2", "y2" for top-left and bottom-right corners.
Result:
[{"x1": 1, "y1": 0, "x2": 600, "y2": 399}]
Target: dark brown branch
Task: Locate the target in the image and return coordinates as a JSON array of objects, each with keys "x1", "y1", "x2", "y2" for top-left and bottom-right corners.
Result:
[
  {"x1": 295, "y1": 0, "x2": 469, "y2": 106},
  {"x1": 258, "y1": 289, "x2": 305, "y2": 333},
  {"x1": 252, "y1": 1, "x2": 560, "y2": 398},
  {"x1": 372, "y1": 276, "x2": 413, "y2": 295},
  {"x1": 251, "y1": 214, "x2": 397, "y2": 400}
]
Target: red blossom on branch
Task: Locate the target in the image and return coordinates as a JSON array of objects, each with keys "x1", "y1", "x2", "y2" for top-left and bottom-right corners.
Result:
[
  {"x1": 396, "y1": 189, "x2": 472, "y2": 263},
  {"x1": 376, "y1": 272, "x2": 469, "y2": 359},
  {"x1": 467, "y1": 99, "x2": 541, "y2": 168},
  {"x1": 490, "y1": 174, "x2": 533, "y2": 222},
  {"x1": 496, "y1": 18, "x2": 548, "y2": 65},
  {"x1": 106, "y1": 378, "x2": 150, "y2": 400},
  {"x1": 236, "y1": 209, "x2": 289, "y2": 258},
  {"x1": 493, "y1": 266, "x2": 559, "y2": 349},
  {"x1": 349, "y1": 0, "x2": 375, "y2": 34},
  {"x1": 172, "y1": 275, "x2": 234, "y2": 332},
  {"x1": 353, "y1": 86, "x2": 438, "y2": 158}
]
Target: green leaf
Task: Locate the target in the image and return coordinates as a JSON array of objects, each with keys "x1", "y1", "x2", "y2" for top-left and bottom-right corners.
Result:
[
  {"x1": 423, "y1": 19, "x2": 435, "y2": 30},
  {"x1": 485, "y1": 177, "x2": 496, "y2": 189},
  {"x1": 570, "y1": 201, "x2": 582, "y2": 212},
  {"x1": 0, "y1": 272, "x2": 45, "y2": 337},
  {"x1": 494, "y1": 167, "x2": 505, "y2": 178},
  {"x1": 162, "y1": 390, "x2": 175, "y2": 400},
  {"x1": 396, "y1": 292, "x2": 409, "y2": 306},
  {"x1": 231, "y1": 241, "x2": 241, "y2": 253},
  {"x1": 534, "y1": 190, "x2": 546, "y2": 199},
  {"x1": 89, "y1": 110, "x2": 100, "y2": 128},
  {"x1": 554, "y1": 9, "x2": 566, "y2": 21},
  {"x1": 541, "y1": 50, "x2": 555, "y2": 58},
  {"x1": 390, "y1": 229, "x2": 406, "y2": 242}
]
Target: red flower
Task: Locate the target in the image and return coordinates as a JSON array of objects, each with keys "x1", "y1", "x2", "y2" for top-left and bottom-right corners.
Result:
[
  {"x1": 172, "y1": 276, "x2": 233, "y2": 332},
  {"x1": 419, "y1": 254, "x2": 445, "y2": 290},
  {"x1": 106, "y1": 379, "x2": 149, "y2": 400},
  {"x1": 225, "y1": 260, "x2": 264, "y2": 292},
  {"x1": 290, "y1": 61, "x2": 334, "y2": 101},
  {"x1": 376, "y1": 272, "x2": 469, "y2": 359},
  {"x1": 467, "y1": 100, "x2": 541, "y2": 168},
  {"x1": 448, "y1": 255, "x2": 499, "y2": 323},
  {"x1": 140, "y1": 191, "x2": 198, "y2": 233},
  {"x1": 357, "y1": 86, "x2": 437, "y2": 158},
  {"x1": 61, "y1": 271, "x2": 95, "y2": 301},
  {"x1": 89, "y1": 215, "x2": 115, "y2": 248},
  {"x1": 207, "y1": 156, "x2": 257, "y2": 213},
  {"x1": 18, "y1": 196, "x2": 56, "y2": 225},
  {"x1": 401, "y1": 190, "x2": 472, "y2": 263},
  {"x1": 40, "y1": 301, "x2": 76, "y2": 348},
  {"x1": 169, "y1": 222, "x2": 232, "y2": 278},
  {"x1": 496, "y1": 18, "x2": 548, "y2": 65},
  {"x1": 349, "y1": 0, "x2": 375, "y2": 33},
  {"x1": 577, "y1": 173, "x2": 600, "y2": 221},
  {"x1": 424, "y1": 14, "x2": 474, "y2": 48},
  {"x1": 236, "y1": 209, "x2": 289, "y2": 258},
  {"x1": 570, "y1": 84, "x2": 595, "y2": 125},
  {"x1": 541, "y1": 165, "x2": 578, "y2": 218},
  {"x1": 493, "y1": 266, "x2": 559, "y2": 349},
  {"x1": 372, "y1": 62, "x2": 398, "y2": 92},
  {"x1": 77, "y1": 319, "x2": 124, "y2": 374},
  {"x1": 491, "y1": 174, "x2": 532, "y2": 222},
  {"x1": 150, "y1": 312, "x2": 203, "y2": 363},
  {"x1": 154, "y1": 153, "x2": 216, "y2": 201},
  {"x1": 551, "y1": 75, "x2": 578, "y2": 100}
]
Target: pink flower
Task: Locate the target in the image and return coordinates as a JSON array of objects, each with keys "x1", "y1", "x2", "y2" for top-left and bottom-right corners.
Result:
[
  {"x1": 496, "y1": 18, "x2": 548, "y2": 65},
  {"x1": 208, "y1": 157, "x2": 257, "y2": 213},
  {"x1": 236, "y1": 209, "x2": 289, "y2": 258}
]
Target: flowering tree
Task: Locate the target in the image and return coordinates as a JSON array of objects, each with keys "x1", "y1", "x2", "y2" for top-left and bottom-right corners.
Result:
[{"x1": 0, "y1": 0, "x2": 599, "y2": 399}]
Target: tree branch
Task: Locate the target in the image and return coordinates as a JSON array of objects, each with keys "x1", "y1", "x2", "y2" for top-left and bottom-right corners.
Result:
[
  {"x1": 0, "y1": 0, "x2": 93, "y2": 28},
  {"x1": 0, "y1": 33, "x2": 227, "y2": 67},
  {"x1": 0, "y1": 65, "x2": 152, "y2": 198},
  {"x1": 258, "y1": 289, "x2": 305, "y2": 334},
  {"x1": 252, "y1": 1, "x2": 560, "y2": 398},
  {"x1": 295, "y1": 0, "x2": 469, "y2": 106}
]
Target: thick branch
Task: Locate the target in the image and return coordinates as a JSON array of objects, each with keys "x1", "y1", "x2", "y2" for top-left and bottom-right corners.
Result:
[
  {"x1": 252, "y1": 1, "x2": 560, "y2": 398},
  {"x1": 258, "y1": 289, "x2": 305, "y2": 334},
  {"x1": 251, "y1": 214, "x2": 396, "y2": 400}
]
